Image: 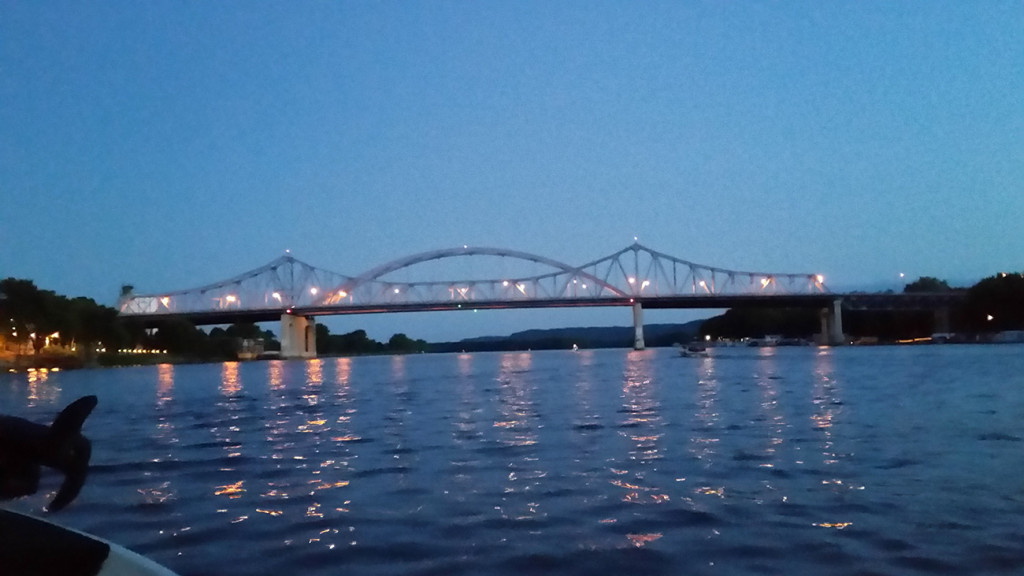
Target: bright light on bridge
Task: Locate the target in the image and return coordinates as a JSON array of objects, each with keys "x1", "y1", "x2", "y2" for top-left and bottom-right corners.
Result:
[{"x1": 119, "y1": 242, "x2": 832, "y2": 320}]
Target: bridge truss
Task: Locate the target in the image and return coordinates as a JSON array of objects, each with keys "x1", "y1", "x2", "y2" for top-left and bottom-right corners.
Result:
[{"x1": 118, "y1": 243, "x2": 828, "y2": 323}]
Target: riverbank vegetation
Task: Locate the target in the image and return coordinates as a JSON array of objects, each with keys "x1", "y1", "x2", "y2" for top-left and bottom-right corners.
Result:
[
  {"x1": 699, "y1": 272, "x2": 1024, "y2": 342},
  {"x1": 0, "y1": 278, "x2": 427, "y2": 368},
  {"x1": 2, "y1": 272, "x2": 1022, "y2": 369}
]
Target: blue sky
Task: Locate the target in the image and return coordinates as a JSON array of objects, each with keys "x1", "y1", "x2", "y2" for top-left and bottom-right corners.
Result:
[{"x1": 2, "y1": 2, "x2": 1022, "y2": 342}]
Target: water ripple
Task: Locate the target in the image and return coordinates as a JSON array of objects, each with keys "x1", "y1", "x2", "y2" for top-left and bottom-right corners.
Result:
[{"x1": 3, "y1": 346, "x2": 1024, "y2": 575}]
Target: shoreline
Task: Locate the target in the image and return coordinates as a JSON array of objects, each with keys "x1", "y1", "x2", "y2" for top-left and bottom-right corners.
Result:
[{"x1": 4, "y1": 339, "x2": 1020, "y2": 374}]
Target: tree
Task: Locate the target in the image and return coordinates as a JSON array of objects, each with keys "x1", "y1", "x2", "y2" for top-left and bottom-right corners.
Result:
[
  {"x1": 961, "y1": 272, "x2": 1024, "y2": 332},
  {"x1": 315, "y1": 323, "x2": 332, "y2": 354},
  {"x1": 700, "y1": 308, "x2": 819, "y2": 340},
  {"x1": 387, "y1": 333, "x2": 426, "y2": 353},
  {"x1": 904, "y1": 276, "x2": 952, "y2": 293},
  {"x1": 224, "y1": 322, "x2": 266, "y2": 340},
  {"x1": 150, "y1": 318, "x2": 208, "y2": 355}
]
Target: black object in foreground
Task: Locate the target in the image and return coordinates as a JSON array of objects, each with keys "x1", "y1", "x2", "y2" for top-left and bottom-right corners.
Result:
[
  {"x1": 0, "y1": 395, "x2": 97, "y2": 511},
  {"x1": 0, "y1": 508, "x2": 180, "y2": 576}
]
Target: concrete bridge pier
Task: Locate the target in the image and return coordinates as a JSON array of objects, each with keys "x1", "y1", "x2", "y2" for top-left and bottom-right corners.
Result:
[
  {"x1": 632, "y1": 302, "x2": 646, "y2": 350},
  {"x1": 281, "y1": 313, "x2": 317, "y2": 359},
  {"x1": 818, "y1": 299, "x2": 845, "y2": 346}
]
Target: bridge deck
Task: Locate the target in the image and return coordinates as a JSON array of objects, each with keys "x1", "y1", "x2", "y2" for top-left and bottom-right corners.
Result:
[{"x1": 119, "y1": 293, "x2": 962, "y2": 327}]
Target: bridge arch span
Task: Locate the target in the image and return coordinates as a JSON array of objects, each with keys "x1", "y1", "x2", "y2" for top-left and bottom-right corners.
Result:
[{"x1": 324, "y1": 246, "x2": 627, "y2": 301}]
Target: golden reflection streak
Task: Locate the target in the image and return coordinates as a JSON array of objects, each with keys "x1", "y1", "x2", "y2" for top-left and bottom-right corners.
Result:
[
  {"x1": 268, "y1": 360, "x2": 284, "y2": 391},
  {"x1": 613, "y1": 350, "x2": 668, "y2": 506},
  {"x1": 335, "y1": 357, "x2": 351, "y2": 388},
  {"x1": 26, "y1": 371, "x2": 40, "y2": 405},
  {"x1": 814, "y1": 522, "x2": 853, "y2": 529},
  {"x1": 215, "y1": 360, "x2": 245, "y2": 509},
  {"x1": 301, "y1": 357, "x2": 355, "y2": 523},
  {"x1": 157, "y1": 363, "x2": 174, "y2": 406},
  {"x1": 26, "y1": 368, "x2": 61, "y2": 405},
  {"x1": 149, "y1": 362, "x2": 178, "y2": 483},
  {"x1": 221, "y1": 362, "x2": 240, "y2": 396},
  {"x1": 145, "y1": 363, "x2": 179, "y2": 504},
  {"x1": 214, "y1": 480, "x2": 245, "y2": 498},
  {"x1": 27, "y1": 368, "x2": 48, "y2": 384},
  {"x1": 263, "y1": 358, "x2": 291, "y2": 494},
  {"x1": 305, "y1": 358, "x2": 323, "y2": 388},
  {"x1": 298, "y1": 358, "x2": 329, "y2": 504},
  {"x1": 332, "y1": 357, "x2": 356, "y2": 432},
  {"x1": 626, "y1": 533, "x2": 663, "y2": 547},
  {"x1": 302, "y1": 359, "x2": 324, "y2": 434}
]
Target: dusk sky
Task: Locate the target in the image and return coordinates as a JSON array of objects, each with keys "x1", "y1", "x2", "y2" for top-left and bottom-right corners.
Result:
[{"x1": 2, "y1": 2, "x2": 1022, "y2": 342}]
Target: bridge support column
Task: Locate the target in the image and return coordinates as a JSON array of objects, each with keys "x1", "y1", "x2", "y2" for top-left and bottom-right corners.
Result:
[
  {"x1": 281, "y1": 314, "x2": 317, "y2": 359},
  {"x1": 818, "y1": 299, "x2": 845, "y2": 346},
  {"x1": 632, "y1": 302, "x2": 645, "y2": 350}
]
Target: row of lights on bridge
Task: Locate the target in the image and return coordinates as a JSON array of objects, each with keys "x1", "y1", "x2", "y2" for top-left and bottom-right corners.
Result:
[{"x1": 157, "y1": 272, "x2": 827, "y2": 310}]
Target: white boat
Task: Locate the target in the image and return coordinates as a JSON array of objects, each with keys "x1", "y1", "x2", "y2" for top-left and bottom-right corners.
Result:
[
  {"x1": 677, "y1": 344, "x2": 709, "y2": 358},
  {"x1": 0, "y1": 508, "x2": 179, "y2": 576}
]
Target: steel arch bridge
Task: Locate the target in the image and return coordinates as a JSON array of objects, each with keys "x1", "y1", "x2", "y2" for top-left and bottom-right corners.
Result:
[
  {"x1": 118, "y1": 243, "x2": 838, "y2": 356},
  {"x1": 119, "y1": 242, "x2": 828, "y2": 322}
]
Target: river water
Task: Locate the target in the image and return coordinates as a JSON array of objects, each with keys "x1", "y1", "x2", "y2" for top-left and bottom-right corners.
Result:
[{"x1": 2, "y1": 345, "x2": 1024, "y2": 575}]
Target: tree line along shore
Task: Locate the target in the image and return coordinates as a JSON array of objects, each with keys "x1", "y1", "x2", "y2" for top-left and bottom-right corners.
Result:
[{"x1": 2, "y1": 273, "x2": 1022, "y2": 370}]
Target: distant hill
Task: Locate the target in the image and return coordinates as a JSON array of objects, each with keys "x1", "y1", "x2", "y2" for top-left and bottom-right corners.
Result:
[{"x1": 428, "y1": 320, "x2": 707, "y2": 353}]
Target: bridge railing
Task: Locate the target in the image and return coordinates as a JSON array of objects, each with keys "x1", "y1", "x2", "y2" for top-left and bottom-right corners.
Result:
[{"x1": 119, "y1": 243, "x2": 828, "y2": 318}]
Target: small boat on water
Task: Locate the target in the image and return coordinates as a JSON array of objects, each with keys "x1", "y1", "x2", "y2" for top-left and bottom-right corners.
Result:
[{"x1": 676, "y1": 343, "x2": 709, "y2": 358}]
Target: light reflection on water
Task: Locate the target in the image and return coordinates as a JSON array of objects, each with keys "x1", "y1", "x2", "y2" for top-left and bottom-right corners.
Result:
[
  {"x1": 691, "y1": 352, "x2": 720, "y2": 466},
  {"x1": 616, "y1": 350, "x2": 666, "y2": 511},
  {"x1": 494, "y1": 352, "x2": 546, "y2": 523},
  {"x1": 2, "y1": 345, "x2": 1024, "y2": 575}
]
